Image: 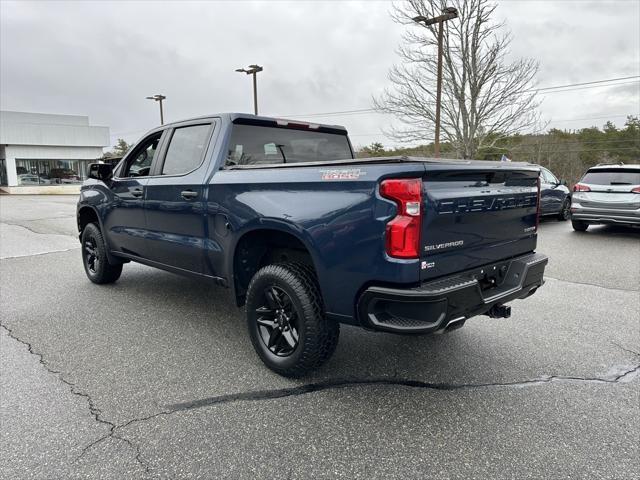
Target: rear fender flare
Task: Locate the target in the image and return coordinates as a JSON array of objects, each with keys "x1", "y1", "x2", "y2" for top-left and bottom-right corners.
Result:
[{"x1": 229, "y1": 218, "x2": 326, "y2": 301}]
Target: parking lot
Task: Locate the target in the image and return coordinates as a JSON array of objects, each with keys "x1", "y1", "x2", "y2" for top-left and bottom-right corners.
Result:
[{"x1": 1, "y1": 194, "x2": 638, "y2": 479}]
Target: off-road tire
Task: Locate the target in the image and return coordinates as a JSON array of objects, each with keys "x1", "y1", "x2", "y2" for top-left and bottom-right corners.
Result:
[
  {"x1": 246, "y1": 262, "x2": 339, "y2": 377},
  {"x1": 571, "y1": 219, "x2": 589, "y2": 232},
  {"x1": 81, "y1": 222, "x2": 123, "y2": 284}
]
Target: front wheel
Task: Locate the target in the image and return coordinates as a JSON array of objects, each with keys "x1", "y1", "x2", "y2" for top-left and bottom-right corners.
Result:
[
  {"x1": 245, "y1": 263, "x2": 339, "y2": 377},
  {"x1": 81, "y1": 223, "x2": 123, "y2": 284},
  {"x1": 557, "y1": 199, "x2": 570, "y2": 221},
  {"x1": 571, "y1": 219, "x2": 589, "y2": 232}
]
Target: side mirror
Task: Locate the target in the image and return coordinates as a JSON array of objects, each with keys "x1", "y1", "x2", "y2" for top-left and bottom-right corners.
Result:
[
  {"x1": 88, "y1": 163, "x2": 113, "y2": 181},
  {"x1": 561, "y1": 179, "x2": 568, "y2": 186}
]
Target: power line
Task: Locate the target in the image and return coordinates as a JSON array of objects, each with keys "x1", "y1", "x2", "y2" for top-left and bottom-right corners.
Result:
[
  {"x1": 348, "y1": 113, "x2": 638, "y2": 138},
  {"x1": 499, "y1": 146, "x2": 640, "y2": 154},
  {"x1": 535, "y1": 80, "x2": 639, "y2": 94},
  {"x1": 352, "y1": 137, "x2": 639, "y2": 149},
  {"x1": 531, "y1": 75, "x2": 639, "y2": 92},
  {"x1": 503, "y1": 141, "x2": 640, "y2": 150},
  {"x1": 280, "y1": 76, "x2": 640, "y2": 118},
  {"x1": 549, "y1": 113, "x2": 637, "y2": 123}
]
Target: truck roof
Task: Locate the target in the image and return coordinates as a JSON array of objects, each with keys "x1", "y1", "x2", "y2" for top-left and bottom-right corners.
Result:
[{"x1": 160, "y1": 113, "x2": 348, "y2": 132}]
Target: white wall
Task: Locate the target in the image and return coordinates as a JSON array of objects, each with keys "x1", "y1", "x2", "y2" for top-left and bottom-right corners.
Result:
[
  {"x1": 0, "y1": 110, "x2": 109, "y2": 148},
  {"x1": 0, "y1": 110, "x2": 89, "y2": 127},
  {"x1": 0, "y1": 122, "x2": 109, "y2": 147},
  {"x1": 6, "y1": 145, "x2": 103, "y2": 159}
]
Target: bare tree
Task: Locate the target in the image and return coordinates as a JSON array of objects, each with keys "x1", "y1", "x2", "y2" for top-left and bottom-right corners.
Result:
[{"x1": 374, "y1": 0, "x2": 541, "y2": 159}]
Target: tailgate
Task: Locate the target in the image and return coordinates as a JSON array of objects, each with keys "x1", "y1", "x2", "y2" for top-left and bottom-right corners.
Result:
[{"x1": 420, "y1": 167, "x2": 539, "y2": 281}]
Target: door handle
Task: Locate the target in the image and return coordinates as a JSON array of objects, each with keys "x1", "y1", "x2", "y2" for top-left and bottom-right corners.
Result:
[
  {"x1": 181, "y1": 190, "x2": 198, "y2": 200},
  {"x1": 131, "y1": 188, "x2": 144, "y2": 197}
]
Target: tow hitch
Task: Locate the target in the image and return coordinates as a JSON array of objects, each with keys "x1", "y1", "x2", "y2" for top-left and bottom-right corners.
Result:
[{"x1": 486, "y1": 304, "x2": 511, "y2": 319}]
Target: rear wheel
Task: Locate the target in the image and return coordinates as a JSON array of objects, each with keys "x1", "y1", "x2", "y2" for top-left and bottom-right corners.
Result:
[
  {"x1": 245, "y1": 263, "x2": 339, "y2": 377},
  {"x1": 81, "y1": 223, "x2": 123, "y2": 284},
  {"x1": 557, "y1": 199, "x2": 570, "y2": 221},
  {"x1": 571, "y1": 219, "x2": 589, "y2": 232}
]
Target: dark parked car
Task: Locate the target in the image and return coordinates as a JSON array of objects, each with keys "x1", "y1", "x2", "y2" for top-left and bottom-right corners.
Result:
[
  {"x1": 571, "y1": 163, "x2": 640, "y2": 231},
  {"x1": 536, "y1": 166, "x2": 571, "y2": 221},
  {"x1": 77, "y1": 113, "x2": 548, "y2": 376}
]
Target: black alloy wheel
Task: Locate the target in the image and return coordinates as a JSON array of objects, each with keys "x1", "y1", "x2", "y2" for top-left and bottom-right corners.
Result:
[
  {"x1": 84, "y1": 236, "x2": 100, "y2": 274},
  {"x1": 81, "y1": 222, "x2": 123, "y2": 284},
  {"x1": 255, "y1": 285, "x2": 300, "y2": 357},
  {"x1": 245, "y1": 263, "x2": 340, "y2": 377}
]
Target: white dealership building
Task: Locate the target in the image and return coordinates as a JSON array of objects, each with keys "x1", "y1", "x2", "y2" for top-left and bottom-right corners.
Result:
[{"x1": 0, "y1": 110, "x2": 110, "y2": 193}]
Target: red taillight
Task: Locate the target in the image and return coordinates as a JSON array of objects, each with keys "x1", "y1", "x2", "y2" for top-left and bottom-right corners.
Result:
[
  {"x1": 380, "y1": 178, "x2": 422, "y2": 258},
  {"x1": 573, "y1": 183, "x2": 591, "y2": 192},
  {"x1": 536, "y1": 176, "x2": 541, "y2": 232},
  {"x1": 631, "y1": 186, "x2": 640, "y2": 194}
]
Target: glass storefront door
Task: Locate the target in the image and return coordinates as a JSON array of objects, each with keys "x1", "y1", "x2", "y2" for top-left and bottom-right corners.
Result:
[{"x1": 0, "y1": 159, "x2": 7, "y2": 186}]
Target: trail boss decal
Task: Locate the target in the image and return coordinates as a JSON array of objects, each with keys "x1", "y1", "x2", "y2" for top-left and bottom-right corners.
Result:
[{"x1": 320, "y1": 168, "x2": 366, "y2": 180}]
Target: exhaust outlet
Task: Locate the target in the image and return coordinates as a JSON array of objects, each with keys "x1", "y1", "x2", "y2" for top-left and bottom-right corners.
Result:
[{"x1": 486, "y1": 304, "x2": 511, "y2": 319}]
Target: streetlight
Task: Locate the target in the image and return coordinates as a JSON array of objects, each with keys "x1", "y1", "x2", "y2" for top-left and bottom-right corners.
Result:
[
  {"x1": 235, "y1": 64, "x2": 263, "y2": 115},
  {"x1": 145, "y1": 94, "x2": 166, "y2": 125},
  {"x1": 413, "y1": 7, "x2": 458, "y2": 158}
]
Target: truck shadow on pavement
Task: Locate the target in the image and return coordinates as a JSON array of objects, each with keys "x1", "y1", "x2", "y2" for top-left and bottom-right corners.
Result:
[{"x1": 110, "y1": 265, "x2": 640, "y2": 389}]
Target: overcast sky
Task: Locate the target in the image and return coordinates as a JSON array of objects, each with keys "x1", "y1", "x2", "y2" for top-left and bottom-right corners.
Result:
[{"x1": 1, "y1": 0, "x2": 639, "y2": 149}]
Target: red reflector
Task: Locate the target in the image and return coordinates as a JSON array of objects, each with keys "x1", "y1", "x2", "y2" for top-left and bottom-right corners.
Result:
[
  {"x1": 631, "y1": 186, "x2": 640, "y2": 193},
  {"x1": 380, "y1": 178, "x2": 422, "y2": 258},
  {"x1": 573, "y1": 183, "x2": 591, "y2": 192}
]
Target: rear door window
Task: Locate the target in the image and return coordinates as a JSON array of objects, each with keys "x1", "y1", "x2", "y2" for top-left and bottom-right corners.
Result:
[
  {"x1": 582, "y1": 168, "x2": 640, "y2": 185},
  {"x1": 161, "y1": 124, "x2": 212, "y2": 176}
]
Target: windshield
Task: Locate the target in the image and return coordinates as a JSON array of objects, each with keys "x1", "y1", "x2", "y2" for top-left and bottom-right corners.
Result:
[
  {"x1": 225, "y1": 124, "x2": 353, "y2": 166},
  {"x1": 582, "y1": 168, "x2": 640, "y2": 185}
]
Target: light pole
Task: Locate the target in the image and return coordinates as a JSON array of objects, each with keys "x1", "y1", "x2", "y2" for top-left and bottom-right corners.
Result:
[
  {"x1": 235, "y1": 64, "x2": 263, "y2": 115},
  {"x1": 413, "y1": 7, "x2": 458, "y2": 158},
  {"x1": 145, "y1": 94, "x2": 166, "y2": 125}
]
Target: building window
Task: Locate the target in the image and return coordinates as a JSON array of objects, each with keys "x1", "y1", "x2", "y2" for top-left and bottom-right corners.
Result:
[{"x1": 14, "y1": 159, "x2": 95, "y2": 185}]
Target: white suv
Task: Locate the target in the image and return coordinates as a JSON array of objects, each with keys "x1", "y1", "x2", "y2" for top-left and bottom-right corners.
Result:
[{"x1": 571, "y1": 164, "x2": 640, "y2": 231}]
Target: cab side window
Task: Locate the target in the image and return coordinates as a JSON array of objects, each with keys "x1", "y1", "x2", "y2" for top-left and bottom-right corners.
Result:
[
  {"x1": 161, "y1": 124, "x2": 212, "y2": 176},
  {"x1": 121, "y1": 133, "x2": 162, "y2": 178}
]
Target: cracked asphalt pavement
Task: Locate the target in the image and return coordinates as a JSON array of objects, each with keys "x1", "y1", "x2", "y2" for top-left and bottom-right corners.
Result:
[{"x1": 1, "y1": 195, "x2": 639, "y2": 479}]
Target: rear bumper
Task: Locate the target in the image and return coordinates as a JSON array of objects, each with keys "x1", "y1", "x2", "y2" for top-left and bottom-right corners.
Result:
[
  {"x1": 571, "y1": 212, "x2": 640, "y2": 225},
  {"x1": 357, "y1": 252, "x2": 548, "y2": 334},
  {"x1": 571, "y1": 203, "x2": 640, "y2": 225}
]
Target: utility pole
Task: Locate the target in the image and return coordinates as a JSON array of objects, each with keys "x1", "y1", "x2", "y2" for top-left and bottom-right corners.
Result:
[
  {"x1": 145, "y1": 94, "x2": 166, "y2": 125},
  {"x1": 413, "y1": 7, "x2": 458, "y2": 158},
  {"x1": 235, "y1": 64, "x2": 263, "y2": 115}
]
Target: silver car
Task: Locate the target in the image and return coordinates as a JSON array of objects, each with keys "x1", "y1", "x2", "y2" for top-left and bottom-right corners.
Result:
[{"x1": 571, "y1": 164, "x2": 640, "y2": 231}]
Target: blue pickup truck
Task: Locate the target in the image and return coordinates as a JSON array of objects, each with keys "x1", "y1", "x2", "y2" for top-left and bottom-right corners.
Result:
[{"x1": 78, "y1": 113, "x2": 548, "y2": 376}]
